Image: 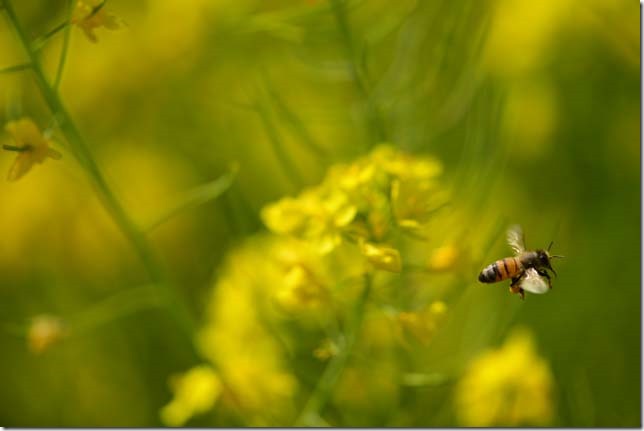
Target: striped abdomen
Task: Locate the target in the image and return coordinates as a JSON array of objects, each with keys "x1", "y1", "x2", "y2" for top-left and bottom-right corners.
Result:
[{"x1": 478, "y1": 257, "x2": 523, "y2": 283}]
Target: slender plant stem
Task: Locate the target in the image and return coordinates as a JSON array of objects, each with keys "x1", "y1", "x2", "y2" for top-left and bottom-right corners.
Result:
[
  {"x1": 70, "y1": 284, "x2": 163, "y2": 336},
  {"x1": 144, "y1": 167, "x2": 237, "y2": 232},
  {"x1": 31, "y1": 21, "x2": 70, "y2": 52},
  {"x1": 53, "y1": 0, "x2": 74, "y2": 90},
  {"x1": 0, "y1": 62, "x2": 31, "y2": 74},
  {"x1": 255, "y1": 96, "x2": 304, "y2": 188},
  {"x1": 329, "y1": 0, "x2": 387, "y2": 144},
  {"x1": 295, "y1": 272, "x2": 373, "y2": 426},
  {"x1": 2, "y1": 1, "x2": 196, "y2": 340}
]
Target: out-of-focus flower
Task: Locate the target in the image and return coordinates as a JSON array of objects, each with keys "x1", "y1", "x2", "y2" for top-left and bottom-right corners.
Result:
[
  {"x1": 370, "y1": 145, "x2": 442, "y2": 181},
  {"x1": 335, "y1": 361, "x2": 399, "y2": 411},
  {"x1": 426, "y1": 244, "x2": 460, "y2": 272},
  {"x1": 484, "y1": 0, "x2": 574, "y2": 77},
  {"x1": 391, "y1": 178, "x2": 447, "y2": 231},
  {"x1": 454, "y1": 327, "x2": 554, "y2": 426},
  {"x1": 3, "y1": 118, "x2": 61, "y2": 181},
  {"x1": 197, "y1": 238, "x2": 302, "y2": 424},
  {"x1": 71, "y1": 0, "x2": 121, "y2": 43},
  {"x1": 261, "y1": 189, "x2": 357, "y2": 254},
  {"x1": 262, "y1": 145, "x2": 446, "y2": 266},
  {"x1": 359, "y1": 241, "x2": 402, "y2": 273},
  {"x1": 160, "y1": 365, "x2": 222, "y2": 427},
  {"x1": 397, "y1": 301, "x2": 447, "y2": 344},
  {"x1": 313, "y1": 338, "x2": 339, "y2": 361},
  {"x1": 275, "y1": 264, "x2": 328, "y2": 311},
  {"x1": 27, "y1": 314, "x2": 66, "y2": 354}
]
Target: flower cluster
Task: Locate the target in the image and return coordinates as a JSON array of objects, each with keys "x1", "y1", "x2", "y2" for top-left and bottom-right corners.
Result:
[
  {"x1": 261, "y1": 145, "x2": 448, "y2": 272},
  {"x1": 162, "y1": 236, "x2": 364, "y2": 426},
  {"x1": 160, "y1": 365, "x2": 222, "y2": 427},
  {"x1": 162, "y1": 147, "x2": 462, "y2": 425},
  {"x1": 454, "y1": 327, "x2": 555, "y2": 426}
]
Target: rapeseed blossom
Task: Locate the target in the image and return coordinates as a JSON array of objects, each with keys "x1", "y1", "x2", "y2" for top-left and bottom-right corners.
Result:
[
  {"x1": 160, "y1": 365, "x2": 222, "y2": 426},
  {"x1": 397, "y1": 301, "x2": 447, "y2": 345},
  {"x1": 72, "y1": 0, "x2": 121, "y2": 43},
  {"x1": 27, "y1": 315, "x2": 66, "y2": 354},
  {"x1": 262, "y1": 145, "x2": 446, "y2": 271},
  {"x1": 3, "y1": 118, "x2": 61, "y2": 181},
  {"x1": 454, "y1": 327, "x2": 554, "y2": 426},
  {"x1": 197, "y1": 238, "x2": 305, "y2": 424},
  {"x1": 426, "y1": 244, "x2": 460, "y2": 272}
]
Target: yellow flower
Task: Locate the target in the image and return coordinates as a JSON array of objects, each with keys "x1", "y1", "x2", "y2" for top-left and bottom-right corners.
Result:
[
  {"x1": 197, "y1": 237, "x2": 302, "y2": 424},
  {"x1": 27, "y1": 314, "x2": 66, "y2": 354},
  {"x1": 391, "y1": 177, "x2": 448, "y2": 231},
  {"x1": 260, "y1": 195, "x2": 311, "y2": 235},
  {"x1": 454, "y1": 327, "x2": 555, "y2": 426},
  {"x1": 262, "y1": 145, "x2": 446, "y2": 256},
  {"x1": 370, "y1": 144, "x2": 443, "y2": 181},
  {"x1": 397, "y1": 301, "x2": 447, "y2": 344},
  {"x1": 3, "y1": 118, "x2": 61, "y2": 181},
  {"x1": 426, "y1": 244, "x2": 460, "y2": 272},
  {"x1": 261, "y1": 188, "x2": 356, "y2": 254},
  {"x1": 71, "y1": 0, "x2": 121, "y2": 43},
  {"x1": 274, "y1": 263, "x2": 328, "y2": 311},
  {"x1": 359, "y1": 241, "x2": 402, "y2": 273},
  {"x1": 160, "y1": 365, "x2": 222, "y2": 427},
  {"x1": 313, "y1": 338, "x2": 339, "y2": 361}
]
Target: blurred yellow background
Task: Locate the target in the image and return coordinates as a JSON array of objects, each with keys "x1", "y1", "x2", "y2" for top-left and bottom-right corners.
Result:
[{"x1": 0, "y1": 0, "x2": 639, "y2": 426}]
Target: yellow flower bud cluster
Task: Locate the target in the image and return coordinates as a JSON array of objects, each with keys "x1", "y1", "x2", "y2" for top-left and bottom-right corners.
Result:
[
  {"x1": 454, "y1": 328, "x2": 555, "y2": 426},
  {"x1": 160, "y1": 365, "x2": 222, "y2": 427},
  {"x1": 397, "y1": 301, "x2": 448, "y2": 345},
  {"x1": 262, "y1": 145, "x2": 447, "y2": 272}
]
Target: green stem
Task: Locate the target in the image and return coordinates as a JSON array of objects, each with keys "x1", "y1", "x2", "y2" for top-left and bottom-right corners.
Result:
[
  {"x1": 53, "y1": 0, "x2": 74, "y2": 90},
  {"x1": 295, "y1": 272, "x2": 372, "y2": 426},
  {"x1": 144, "y1": 167, "x2": 237, "y2": 232},
  {"x1": 32, "y1": 21, "x2": 70, "y2": 52},
  {"x1": 255, "y1": 97, "x2": 303, "y2": 188},
  {"x1": 0, "y1": 62, "x2": 31, "y2": 74},
  {"x1": 329, "y1": 0, "x2": 387, "y2": 145},
  {"x1": 2, "y1": 144, "x2": 29, "y2": 152},
  {"x1": 3, "y1": 1, "x2": 196, "y2": 340},
  {"x1": 70, "y1": 284, "x2": 163, "y2": 336}
]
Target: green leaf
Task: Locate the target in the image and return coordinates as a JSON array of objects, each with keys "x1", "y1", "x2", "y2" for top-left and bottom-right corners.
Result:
[
  {"x1": 145, "y1": 167, "x2": 238, "y2": 232},
  {"x1": 401, "y1": 372, "x2": 450, "y2": 387}
]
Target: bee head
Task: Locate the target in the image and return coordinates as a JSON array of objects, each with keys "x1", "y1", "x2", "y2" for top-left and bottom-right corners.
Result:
[{"x1": 538, "y1": 246, "x2": 563, "y2": 277}]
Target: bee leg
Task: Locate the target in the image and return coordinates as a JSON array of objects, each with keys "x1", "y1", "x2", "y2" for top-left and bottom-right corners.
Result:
[
  {"x1": 509, "y1": 277, "x2": 524, "y2": 299},
  {"x1": 538, "y1": 269, "x2": 553, "y2": 289}
]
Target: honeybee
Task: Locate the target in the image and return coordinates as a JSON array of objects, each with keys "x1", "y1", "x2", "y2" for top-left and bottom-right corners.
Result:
[{"x1": 478, "y1": 225, "x2": 563, "y2": 299}]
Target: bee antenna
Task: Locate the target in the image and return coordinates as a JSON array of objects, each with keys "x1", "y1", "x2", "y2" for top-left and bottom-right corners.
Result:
[
  {"x1": 551, "y1": 255, "x2": 565, "y2": 259},
  {"x1": 547, "y1": 241, "x2": 554, "y2": 252}
]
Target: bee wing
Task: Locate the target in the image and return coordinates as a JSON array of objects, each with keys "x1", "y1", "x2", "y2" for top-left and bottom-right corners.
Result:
[
  {"x1": 519, "y1": 268, "x2": 550, "y2": 294},
  {"x1": 506, "y1": 225, "x2": 526, "y2": 255}
]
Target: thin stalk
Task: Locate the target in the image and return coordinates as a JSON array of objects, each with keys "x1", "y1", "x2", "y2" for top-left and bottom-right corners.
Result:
[
  {"x1": 0, "y1": 62, "x2": 31, "y2": 74},
  {"x1": 295, "y1": 272, "x2": 372, "y2": 426},
  {"x1": 3, "y1": 1, "x2": 196, "y2": 339},
  {"x1": 53, "y1": 0, "x2": 74, "y2": 90},
  {"x1": 255, "y1": 97, "x2": 304, "y2": 188},
  {"x1": 32, "y1": 21, "x2": 70, "y2": 52},
  {"x1": 145, "y1": 167, "x2": 237, "y2": 232},
  {"x1": 263, "y1": 77, "x2": 329, "y2": 160},
  {"x1": 329, "y1": 0, "x2": 387, "y2": 144},
  {"x1": 70, "y1": 284, "x2": 163, "y2": 336}
]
